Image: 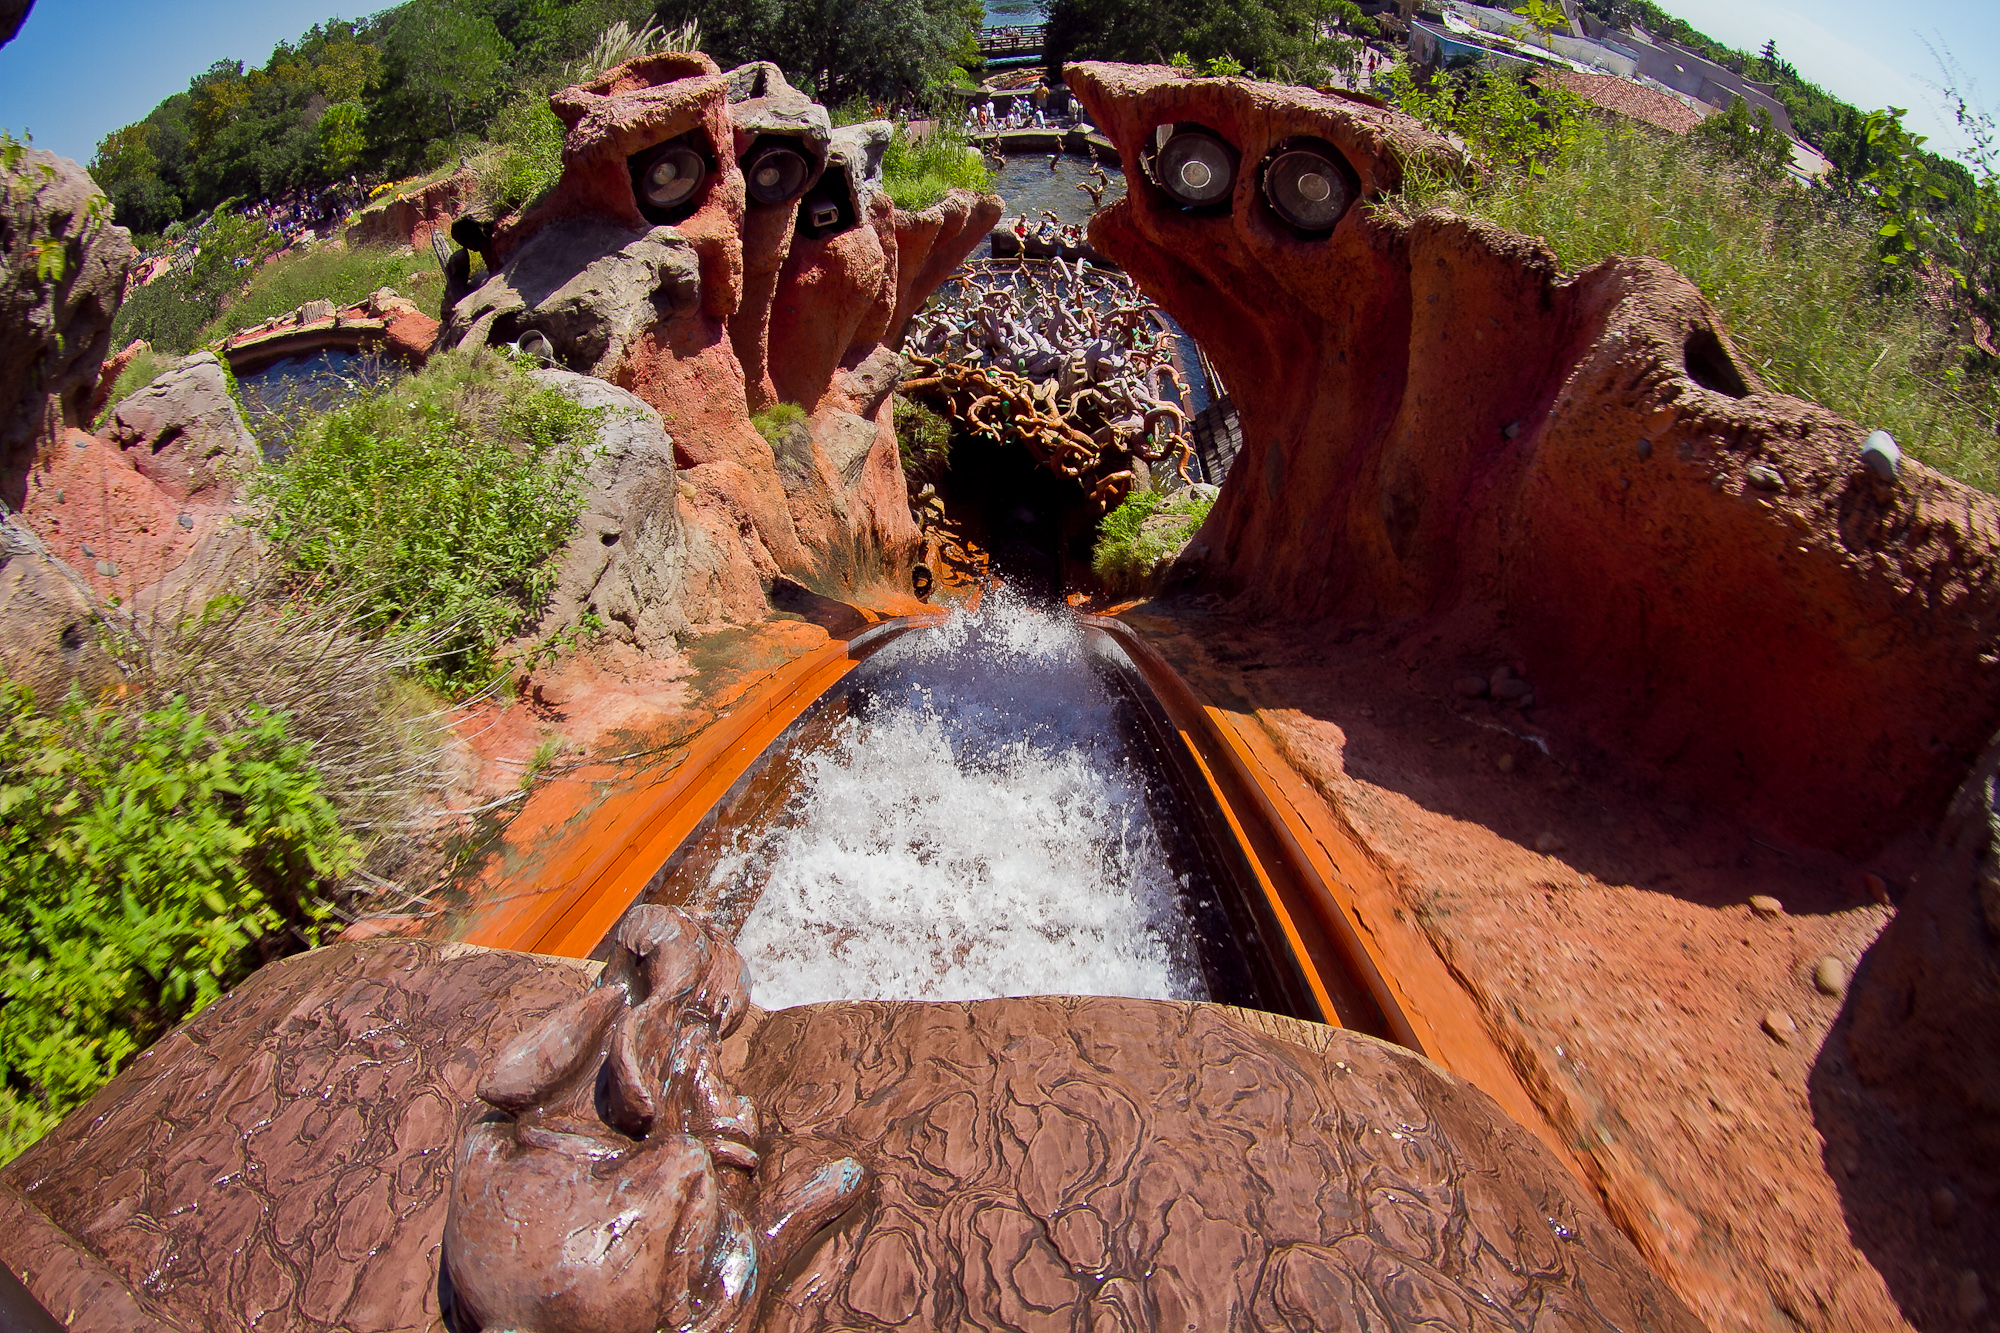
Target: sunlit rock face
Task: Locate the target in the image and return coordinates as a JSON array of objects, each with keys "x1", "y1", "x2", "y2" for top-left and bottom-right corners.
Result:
[
  {"x1": 1068, "y1": 61, "x2": 2000, "y2": 859},
  {"x1": 441, "y1": 53, "x2": 1002, "y2": 613}
]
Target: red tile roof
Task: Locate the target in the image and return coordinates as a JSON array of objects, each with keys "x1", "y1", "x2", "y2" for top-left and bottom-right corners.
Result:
[{"x1": 1533, "y1": 69, "x2": 1710, "y2": 135}]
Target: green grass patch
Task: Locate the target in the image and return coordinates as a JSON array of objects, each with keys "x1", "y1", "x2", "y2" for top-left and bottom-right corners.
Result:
[
  {"x1": 1092, "y1": 486, "x2": 1215, "y2": 596},
  {"x1": 1380, "y1": 115, "x2": 2000, "y2": 489},
  {"x1": 253, "y1": 347, "x2": 599, "y2": 690},
  {"x1": 92, "y1": 343, "x2": 169, "y2": 426},
  {"x1": 750, "y1": 401, "x2": 808, "y2": 450},
  {"x1": 198, "y1": 243, "x2": 444, "y2": 346},
  {"x1": 0, "y1": 681, "x2": 355, "y2": 1163},
  {"x1": 883, "y1": 121, "x2": 992, "y2": 212},
  {"x1": 477, "y1": 86, "x2": 568, "y2": 215}
]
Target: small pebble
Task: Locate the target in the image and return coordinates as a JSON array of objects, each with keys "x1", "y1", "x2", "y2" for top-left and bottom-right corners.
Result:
[
  {"x1": 1518, "y1": 693, "x2": 1535, "y2": 708},
  {"x1": 1496, "y1": 753, "x2": 1516, "y2": 774},
  {"x1": 1493, "y1": 677, "x2": 1534, "y2": 701},
  {"x1": 72, "y1": 437, "x2": 88, "y2": 450},
  {"x1": 1356, "y1": 705, "x2": 1374, "y2": 718},
  {"x1": 1761, "y1": 1009, "x2": 1796, "y2": 1044},
  {"x1": 1958, "y1": 1270, "x2": 1987, "y2": 1321},
  {"x1": 54, "y1": 487, "x2": 65, "y2": 503},
  {"x1": 1502, "y1": 420, "x2": 1521, "y2": 440},
  {"x1": 1534, "y1": 831, "x2": 1565, "y2": 854},
  {"x1": 1454, "y1": 675, "x2": 1489, "y2": 699},
  {"x1": 1746, "y1": 464, "x2": 1784, "y2": 491},
  {"x1": 177, "y1": 513, "x2": 193, "y2": 530},
  {"x1": 1862, "y1": 872, "x2": 1891, "y2": 905},
  {"x1": 1812, "y1": 956, "x2": 1848, "y2": 997},
  {"x1": 95, "y1": 560, "x2": 117, "y2": 577},
  {"x1": 1748, "y1": 894, "x2": 1783, "y2": 918},
  {"x1": 1636, "y1": 438, "x2": 1652, "y2": 460},
  {"x1": 1931, "y1": 1185, "x2": 1958, "y2": 1228}
]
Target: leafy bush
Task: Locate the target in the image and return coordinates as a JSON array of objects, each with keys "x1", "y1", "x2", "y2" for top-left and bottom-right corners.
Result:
[
  {"x1": 1380, "y1": 115, "x2": 2000, "y2": 488},
  {"x1": 882, "y1": 122, "x2": 991, "y2": 212},
  {"x1": 111, "y1": 209, "x2": 286, "y2": 354},
  {"x1": 254, "y1": 347, "x2": 599, "y2": 688},
  {"x1": 0, "y1": 681, "x2": 356, "y2": 1163},
  {"x1": 196, "y1": 242, "x2": 443, "y2": 345},
  {"x1": 1092, "y1": 486, "x2": 1215, "y2": 595},
  {"x1": 1383, "y1": 62, "x2": 1585, "y2": 177}
]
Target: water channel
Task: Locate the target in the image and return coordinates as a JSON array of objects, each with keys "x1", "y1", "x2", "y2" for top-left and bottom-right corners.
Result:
[{"x1": 610, "y1": 595, "x2": 1308, "y2": 1013}]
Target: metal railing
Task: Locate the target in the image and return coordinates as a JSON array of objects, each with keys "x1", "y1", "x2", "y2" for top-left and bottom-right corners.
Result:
[{"x1": 977, "y1": 24, "x2": 1046, "y2": 56}]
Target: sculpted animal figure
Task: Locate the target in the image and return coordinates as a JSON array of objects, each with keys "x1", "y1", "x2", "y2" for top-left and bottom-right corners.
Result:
[{"x1": 442, "y1": 906, "x2": 867, "y2": 1333}]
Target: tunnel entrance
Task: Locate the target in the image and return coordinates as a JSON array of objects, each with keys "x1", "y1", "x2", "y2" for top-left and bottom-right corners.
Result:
[{"x1": 932, "y1": 432, "x2": 1104, "y2": 600}]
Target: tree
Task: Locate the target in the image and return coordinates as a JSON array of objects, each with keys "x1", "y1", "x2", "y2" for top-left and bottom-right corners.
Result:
[{"x1": 384, "y1": 0, "x2": 511, "y2": 144}]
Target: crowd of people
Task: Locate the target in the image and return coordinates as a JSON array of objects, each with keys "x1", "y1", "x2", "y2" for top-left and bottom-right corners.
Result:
[{"x1": 242, "y1": 178, "x2": 372, "y2": 247}]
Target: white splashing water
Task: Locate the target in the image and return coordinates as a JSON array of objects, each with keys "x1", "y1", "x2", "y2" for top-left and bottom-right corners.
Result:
[{"x1": 730, "y1": 593, "x2": 1206, "y2": 1008}]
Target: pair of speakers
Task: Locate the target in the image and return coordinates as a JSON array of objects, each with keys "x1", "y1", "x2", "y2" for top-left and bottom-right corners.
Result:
[
  {"x1": 1150, "y1": 125, "x2": 1357, "y2": 234},
  {"x1": 629, "y1": 134, "x2": 823, "y2": 223}
]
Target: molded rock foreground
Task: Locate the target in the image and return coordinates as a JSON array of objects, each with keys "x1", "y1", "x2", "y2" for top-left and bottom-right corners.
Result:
[{"x1": 0, "y1": 938, "x2": 1700, "y2": 1332}]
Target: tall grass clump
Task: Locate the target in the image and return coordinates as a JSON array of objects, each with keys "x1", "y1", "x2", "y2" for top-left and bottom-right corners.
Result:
[
  {"x1": 882, "y1": 121, "x2": 992, "y2": 212},
  {"x1": 1381, "y1": 114, "x2": 2000, "y2": 488},
  {"x1": 197, "y1": 244, "x2": 443, "y2": 345},
  {"x1": 254, "y1": 347, "x2": 600, "y2": 689}
]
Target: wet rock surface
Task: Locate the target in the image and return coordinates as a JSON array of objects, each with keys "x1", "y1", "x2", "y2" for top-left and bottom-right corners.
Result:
[{"x1": 0, "y1": 941, "x2": 1701, "y2": 1333}]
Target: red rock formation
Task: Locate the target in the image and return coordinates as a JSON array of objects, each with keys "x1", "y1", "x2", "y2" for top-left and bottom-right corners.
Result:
[
  {"x1": 341, "y1": 167, "x2": 479, "y2": 253},
  {"x1": 1067, "y1": 61, "x2": 2000, "y2": 859},
  {"x1": 447, "y1": 55, "x2": 999, "y2": 610}
]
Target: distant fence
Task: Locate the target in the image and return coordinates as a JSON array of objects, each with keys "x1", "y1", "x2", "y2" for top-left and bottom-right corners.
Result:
[
  {"x1": 1188, "y1": 396, "x2": 1242, "y2": 486},
  {"x1": 978, "y1": 24, "x2": 1046, "y2": 57}
]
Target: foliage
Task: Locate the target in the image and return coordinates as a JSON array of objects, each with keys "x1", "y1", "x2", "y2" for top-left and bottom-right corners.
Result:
[
  {"x1": 3, "y1": 130, "x2": 116, "y2": 292},
  {"x1": 1383, "y1": 61, "x2": 1584, "y2": 177},
  {"x1": 254, "y1": 348, "x2": 599, "y2": 688},
  {"x1": 893, "y1": 394, "x2": 952, "y2": 482},
  {"x1": 1091, "y1": 486, "x2": 1214, "y2": 595},
  {"x1": 1045, "y1": 0, "x2": 1348, "y2": 88},
  {"x1": 1380, "y1": 116, "x2": 2000, "y2": 488},
  {"x1": 1691, "y1": 93, "x2": 1793, "y2": 181},
  {"x1": 478, "y1": 84, "x2": 570, "y2": 213},
  {"x1": 0, "y1": 681, "x2": 356, "y2": 1163},
  {"x1": 110, "y1": 208, "x2": 286, "y2": 354},
  {"x1": 195, "y1": 243, "x2": 442, "y2": 346},
  {"x1": 881, "y1": 121, "x2": 991, "y2": 211},
  {"x1": 659, "y1": 0, "x2": 983, "y2": 105},
  {"x1": 379, "y1": 0, "x2": 513, "y2": 154},
  {"x1": 750, "y1": 401, "x2": 807, "y2": 449},
  {"x1": 92, "y1": 345, "x2": 169, "y2": 427}
]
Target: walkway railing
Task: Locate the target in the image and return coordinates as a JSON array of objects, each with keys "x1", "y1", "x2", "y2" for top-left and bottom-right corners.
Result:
[{"x1": 978, "y1": 24, "x2": 1045, "y2": 57}]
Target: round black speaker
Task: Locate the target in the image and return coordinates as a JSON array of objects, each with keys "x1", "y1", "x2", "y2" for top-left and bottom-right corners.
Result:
[
  {"x1": 1154, "y1": 128, "x2": 1237, "y2": 209},
  {"x1": 743, "y1": 142, "x2": 813, "y2": 206},
  {"x1": 1262, "y1": 144, "x2": 1354, "y2": 232},
  {"x1": 634, "y1": 141, "x2": 706, "y2": 212}
]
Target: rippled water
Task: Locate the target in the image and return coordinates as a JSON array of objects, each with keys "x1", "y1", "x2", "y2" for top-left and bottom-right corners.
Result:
[
  {"x1": 722, "y1": 595, "x2": 1211, "y2": 1008},
  {"x1": 989, "y1": 153, "x2": 1125, "y2": 229}
]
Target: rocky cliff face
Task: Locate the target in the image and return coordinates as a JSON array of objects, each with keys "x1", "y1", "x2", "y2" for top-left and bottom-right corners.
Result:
[
  {"x1": 1067, "y1": 62, "x2": 2000, "y2": 862},
  {"x1": 0, "y1": 148, "x2": 137, "y2": 512},
  {"x1": 440, "y1": 53, "x2": 1001, "y2": 611}
]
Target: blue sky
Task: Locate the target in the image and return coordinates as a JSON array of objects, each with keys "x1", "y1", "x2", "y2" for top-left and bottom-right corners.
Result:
[{"x1": 0, "y1": 0, "x2": 1992, "y2": 166}]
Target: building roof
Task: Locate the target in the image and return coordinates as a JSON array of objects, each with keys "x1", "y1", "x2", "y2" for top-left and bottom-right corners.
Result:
[{"x1": 1533, "y1": 68, "x2": 1711, "y2": 135}]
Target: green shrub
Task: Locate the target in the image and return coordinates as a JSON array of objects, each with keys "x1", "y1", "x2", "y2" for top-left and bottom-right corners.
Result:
[
  {"x1": 0, "y1": 681, "x2": 355, "y2": 1163},
  {"x1": 1380, "y1": 116, "x2": 2000, "y2": 488},
  {"x1": 894, "y1": 394, "x2": 952, "y2": 483},
  {"x1": 882, "y1": 121, "x2": 992, "y2": 212},
  {"x1": 1092, "y1": 486, "x2": 1214, "y2": 595},
  {"x1": 197, "y1": 243, "x2": 443, "y2": 345},
  {"x1": 92, "y1": 343, "x2": 169, "y2": 426},
  {"x1": 110, "y1": 271, "x2": 215, "y2": 356},
  {"x1": 750, "y1": 401, "x2": 807, "y2": 450},
  {"x1": 1383, "y1": 61, "x2": 1585, "y2": 177},
  {"x1": 254, "y1": 347, "x2": 599, "y2": 689},
  {"x1": 478, "y1": 86, "x2": 567, "y2": 214}
]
